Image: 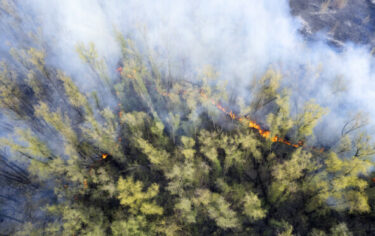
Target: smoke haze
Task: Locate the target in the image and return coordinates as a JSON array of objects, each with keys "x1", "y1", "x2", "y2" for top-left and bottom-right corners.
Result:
[{"x1": 4, "y1": 0, "x2": 375, "y2": 143}]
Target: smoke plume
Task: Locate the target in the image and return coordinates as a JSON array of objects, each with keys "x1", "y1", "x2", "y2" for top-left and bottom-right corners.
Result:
[{"x1": 3, "y1": 0, "x2": 375, "y2": 144}]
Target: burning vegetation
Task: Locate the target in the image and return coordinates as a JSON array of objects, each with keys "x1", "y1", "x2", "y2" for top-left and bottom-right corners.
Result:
[
  {"x1": 1, "y1": 3, "x2": 375, "y2": 236},
  {"x1": 0, "y1": 35, "x2": 373, "y2": 235}
]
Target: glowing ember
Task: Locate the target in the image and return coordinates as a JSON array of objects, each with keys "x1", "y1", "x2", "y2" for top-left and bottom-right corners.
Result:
[{"x1": 102, "y1": 154, "x2": 108, "y2": 159}]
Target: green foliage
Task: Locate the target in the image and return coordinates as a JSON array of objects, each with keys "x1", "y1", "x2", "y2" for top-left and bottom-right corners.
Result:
[
  {"x1": 1, "y1": 35, "x2": 375, "y2": 236},
  {"x1": 35, "y1": 102, "x2": 77, "y2": 144},
  {"x1": 295, "y1": 100, "x2": 328, "y2": 139},
  {"x1": 1, "y1": 128, "x2": 51, "y2": 158},
  {"x1": 0, "y1": 62, "x2": 28, "y2": 117},
  {"x1": 27, "y1": 48, "x2": 46, "y2": 74},
  {"x1": 270, "y1": 219, "x2": 294, "y2": 236},
  {"x1": 175, "y1": 198, "x2": 197, "y2": 223},
  {"x1": 111, "y1": 216, "x2": 150, "y2": 236},
  {"x1": 59, "y1": 71, "x2": 90, "y2": 109},
  {"x1": 330, "y1": 223, "x2": 352, "y2": 236},
  {"x1": 266, "y1": 89, "x2": 294, "y2": 138},
  {"x1": 270, "y1": 149, "x2": 314, "y2": 204},
  {"x1": 324, "y1": 152, "x2": 371, "y2": 213},
  {"x1": 76, "y1": 42, "x2": 110, "y2": 85},
  {"x1": 117, "y1": 176, "x2": 163, "y2": 215},
  {"x1": 194, "y1": 189, "x2": 241, "y2": 230},
  {"x1": 136, "y1": 137, "x2": 170, "y2": 168},
  {"x1": 243, "y1": 192, "x2": 267, "y2": 221}
]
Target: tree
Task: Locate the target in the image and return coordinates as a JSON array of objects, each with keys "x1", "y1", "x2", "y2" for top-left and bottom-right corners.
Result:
[{"x1": 0, "y1": 11, "x2": 375, "y2": 234}]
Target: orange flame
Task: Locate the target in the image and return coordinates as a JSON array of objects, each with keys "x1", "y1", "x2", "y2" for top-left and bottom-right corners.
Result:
[
  {"x1": 201, "y1": 91, "x2": 304, "y2": 148},
  {"x1": 83, "y1": 179, "x2": 88, "y2": 189},
  {"x1": 102, "y1": 154, "x2": 108, "y2": 159},
  {"x1": 116, "y1": 67, "x2": 123, "y2": 72}
]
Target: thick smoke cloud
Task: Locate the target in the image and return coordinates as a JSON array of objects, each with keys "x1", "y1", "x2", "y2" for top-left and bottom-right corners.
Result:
[{"x1": 14, "y1": 0, "x2": 375, "y2": 143}]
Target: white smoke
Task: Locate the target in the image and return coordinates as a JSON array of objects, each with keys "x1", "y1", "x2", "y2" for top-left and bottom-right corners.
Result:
[{"x1": 15, "y1": 0, "x2": 375, "y2": 142}]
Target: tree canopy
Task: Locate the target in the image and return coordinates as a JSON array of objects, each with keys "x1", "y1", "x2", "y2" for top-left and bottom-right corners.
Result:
[{"x1": 1, "y1": 3, "x2": 375, "y2": 235}]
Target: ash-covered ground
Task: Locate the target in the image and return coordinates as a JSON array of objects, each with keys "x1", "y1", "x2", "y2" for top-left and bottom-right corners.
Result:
[{"x1": 291, "y1": 0, "x2": 375, "y2": 48}]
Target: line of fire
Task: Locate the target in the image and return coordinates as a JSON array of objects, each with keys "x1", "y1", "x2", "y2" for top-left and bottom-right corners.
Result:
[{"x1": 115, "y1": 66, "x2": 327, "y2": 154}]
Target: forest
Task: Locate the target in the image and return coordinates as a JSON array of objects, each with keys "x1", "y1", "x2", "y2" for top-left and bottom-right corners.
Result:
[{"x1": 1, "y1": 1, "x2": 375, "y2": 235}]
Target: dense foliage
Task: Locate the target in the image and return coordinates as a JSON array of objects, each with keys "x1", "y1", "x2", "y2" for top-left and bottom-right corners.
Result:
[{"x1": 1, "y1": 3, "x2": 375, "y2": 236}]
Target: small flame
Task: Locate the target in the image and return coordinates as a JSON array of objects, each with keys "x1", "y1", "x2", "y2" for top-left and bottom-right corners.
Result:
[
  {"x1": 83, "y1": 179, "x2": 88, "y2": 189},
  {"x1": 116, "y1": 67, "x2": 123, "y2": 72},
  {"x1": 229, "y1": 111, "x2": 236, "y2": 120},
  {"x1": 102, "y1": 154, "x2": 108, "y2": 159}
]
